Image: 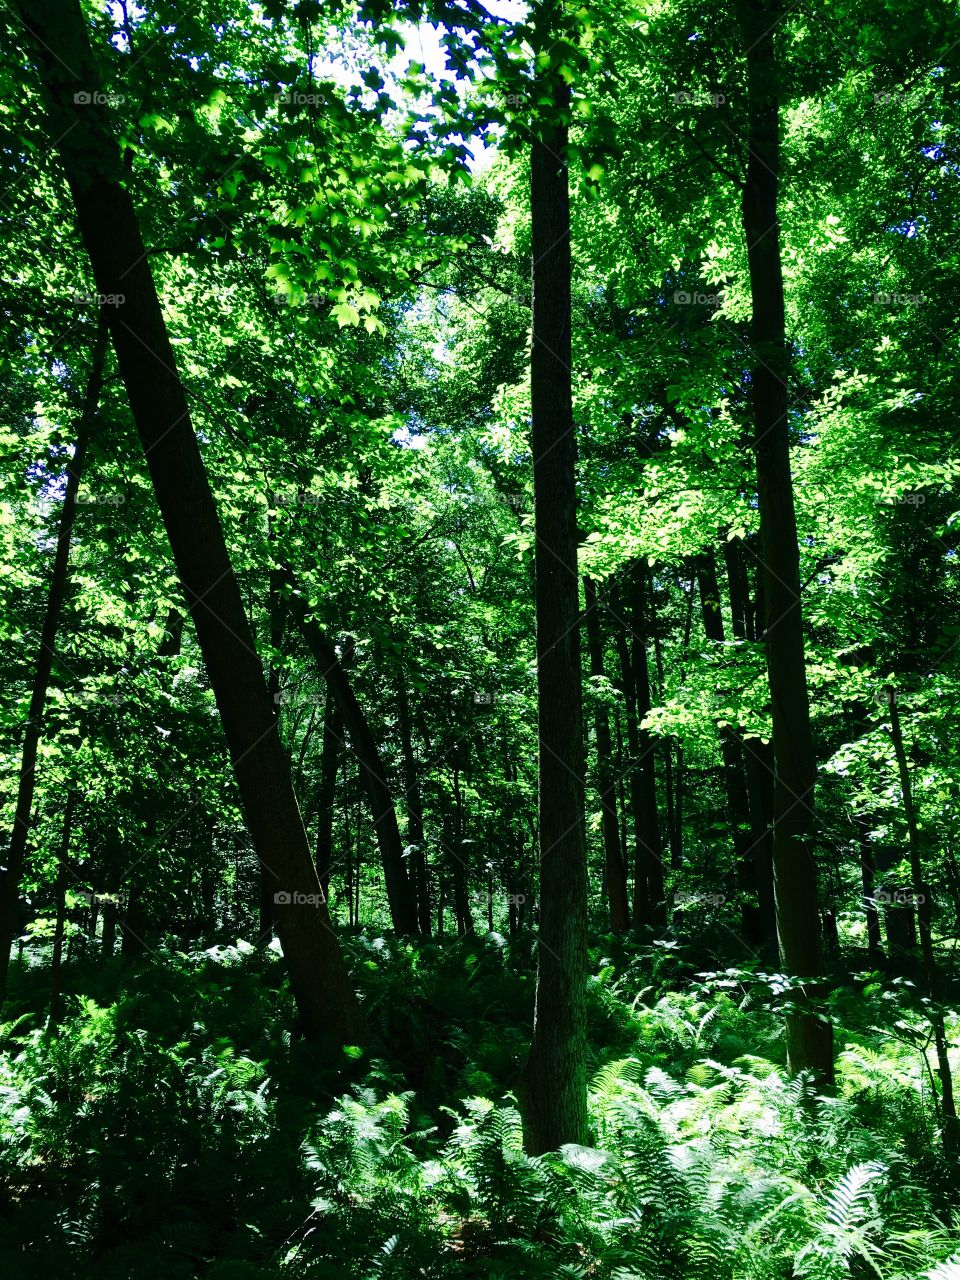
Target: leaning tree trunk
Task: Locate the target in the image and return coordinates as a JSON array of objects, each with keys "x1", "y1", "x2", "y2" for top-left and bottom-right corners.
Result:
[
  {"x1": 519, "y1": 1, "x2": 589, "y2": 1155},
  {"x1": 288, "y1": 593, "x2": 418, "y2": 934},
  {"x1": 0, "y1": 322, "x2": 106, "y2": 997},
  {"x1": 583, "y1": 577, "x2": 629, "y2": 932},
  {"x1": 17, "y1": 0, "x2": 364, "y2": 1045},
  {"x1": 738, "y1": 0, "x2": 833, "y2": 1078}
]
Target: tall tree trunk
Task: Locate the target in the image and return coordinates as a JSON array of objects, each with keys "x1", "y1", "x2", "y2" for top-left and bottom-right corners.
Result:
[
  {"x1": 48, "y1": 791, "x2": 76, "y2": 1029},
  {"x1": 289, "y1": 596, "x2": 418, "y2": 934},
  {"x1": 0, "y1": 323, "x2": 107, "y2": 997},
  {"x1": 18, "y1": 0, "x2": 364, "y2": 1044},
  {"x1": 857, "y1": 818, "x2": 883, "y2": 960},
  {"x1": 397, "y1": 677, "x2": 431, "y2": 934},
  {"x1": 628, "y1": 564, "x2": 666, "y2": 928},
  {"x1": 314, "y1": 687, "x2": 341, "y2": 901},
  {"x1": 583, "y1": 577, "x2": 629, "y2": 932},
  {"x1": 520, "y1": 2, "x2": 588, "y2": 1155},
  {"x1": 694, "y1": 550, "x2": 759, "y2": 939},
  {"x1": 738, "y1": 0, "x2": 832, "y2": 1077},
  {"x1": 886, "y1": 687, "x2": 957, "y2": 1155},
  {"x1": 450, "y1": 767, "x2": 475, "y2": 937},
  {"x1": 724, "y1": 536, "x2": 777, "y2": 952}
]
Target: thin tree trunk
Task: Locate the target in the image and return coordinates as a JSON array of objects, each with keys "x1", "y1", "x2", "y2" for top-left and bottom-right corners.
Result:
[
  {"x1": 0, "y1": 323, "x2": 107, "y2": 996},
  {"x1": 520, "y1": 1, "x2": 588, "y2": 1155},
  {"x1": 738, "y1": 0, "x2": 833, "y2": 1077},
  {"x1": 629, "y1": 564, "x2": 666, "y2": 928},
  {"x1": 397, "y1": 677, "x2": 431, "y2": 933},
  {"x1": 695, "y1": 550, "x2": 758, "y2": 937},
  {"x1": 48, "y1": 791, "x2": 76, "y2": 1029},
  {"x1": 18, "y1": 0, "x2": 364, "y2": 1044},
  {"x1": 857, "y1": 819, "x2": 883, "y2": 960},
  {"x1": 314, "y1": 687, "x2": 340, "y2": 901},
  {"x1": 583, "y1": 577, "x2": 629, "y2": 932},
  {"x1": 289, "y1": 597, "x2": 417, "y2": 933},
  {"x1": 886, "y1": 687, "x2": 957, "y2": 1154}
]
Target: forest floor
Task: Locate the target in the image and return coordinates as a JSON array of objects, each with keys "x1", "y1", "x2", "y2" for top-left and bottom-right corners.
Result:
[{"x1": 0, "y1": 930, "x2": 958, "y2": 1279}]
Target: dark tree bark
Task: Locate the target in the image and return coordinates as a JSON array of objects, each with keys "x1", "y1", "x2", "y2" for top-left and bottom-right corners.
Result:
[
  {"x1": 694, "y1": 550, "x2": 766, "y2": 945},
  {"x1": 17, "y1": 0, "x2": 364, "y2": 1045},
  {"x1": 48, "y1": 791, "x2": 76, "y2": 1029},
  {"x1": 450, "y1": 766, "x2": 475, "y2": 937},
  {"x1": 628, "y1": 564, "x2": 666, "y2": 928},
  {"x1": 583, "y1": 577, "x2": 629, "y2": 932},
  {"x1": 314, "y1": 687, "x2": 341, "y2": 901},
  {"x1": 886, "y1": 688, "x2": 957, "y2": 1154},
  {"x1": 397, "y1": 677, "x2": 431, "y2": 934},
  {"x1": 0, "y1": 323, "x2": 107, "y2": 997},
  {"x1": 724, "y1": 536, "x2": 777, "y2": 951},
  {"x1": 288, "y1": 595, "x2": 418, "y2": 934},
  {"x1": 520, "y1": 2, "x2": 589, "y2": 1155},
  {"x1": 857, "y1": 819, "x2": 883, "y2": 960},
  {"x1": 738, "y1": 0, "x2": 833, "y2": 1077}
]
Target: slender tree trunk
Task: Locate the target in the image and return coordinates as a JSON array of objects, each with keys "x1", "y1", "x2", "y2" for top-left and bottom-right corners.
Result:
[
  {"x1": 0, "y1": 324, "x2": 107, "y2": 997},
  {"x1": 583, "y1": 577, "x2": 629, "y2": 932},
  {"x1": 857, "y1": 818, "x2": 883, "y2": 960},
  {"x1": 615, "y1": 623, "x2": 651, "y2": 926},
  {"x1": 397, "y1": 678, "x2": 431, "y2": 934},
  {"x1": 629, "y1": 564, "x2": 666, "y2": 928},
  {"x1": 886, "y1": 687, "x2": 957, "y2": 1154},
  {"x1": 738, "y1": 0, "x2": 833, "y2": 1077},
  {"x1": 520, "y1": 2, "x2": 589, "y2": 1154},
  {"x1": 48, "y1": 791, "x2": 76, "y2": 1029},
  {"x1": 695, "y1": 550, "x2": 759, "y2": 938},
  {"x1": 289, "y1": 597, "x2": 417, "y2": 933},
  {"x1": 18, "y1": 0, "x2": 364, "y2": 1044},
  {"x1": 314, "y1": 687, "x2": 341, "y2": 901},
  {"x1": 725, "y1": 537, "x2": 777, "y2": 952},
  {"x1": 450, "y1": 767, "x2": 475, "y2": 936}
]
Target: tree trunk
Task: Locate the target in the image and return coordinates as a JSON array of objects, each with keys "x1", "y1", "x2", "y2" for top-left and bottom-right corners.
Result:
[
  {"x1": 397, "y1": 677, "x2": 431, "y2": 933},
  {"x1": 520, "y1": 3, "x2": 589, "y2": 1155},
  {"x1": 18, "y1": 0, "x2": 364, "y2": 1045},
  {"x1": 48, "y1": 791, "x2": 76, "y2": 1029},
  {"x1": 583, "y1": 577, "x2": 629, "y2": 932},
  {"x1": 886, "y1": 688, "x2": 957, "y2": 1155},
  {"x1": 288, "y1": 595, "x2": 418, "y2": 934},
  {"x1": 0, "y1": 323, "x2": 107, "y2": 997},
  {"x1": 628, "y1": 564, "x2": 667, "y2": 928},
  {"x1": 738, "y1": 0, "x2": 833, "y2": 1078},
  {"x1": 314, "y1": 686, "x2": 341, "y2": 901},
  {"x1": 695, "y1": 550, "x2": 760, "y2": 939}
]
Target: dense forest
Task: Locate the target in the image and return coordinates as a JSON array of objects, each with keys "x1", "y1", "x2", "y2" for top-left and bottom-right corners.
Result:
[{"x1": 2, "y1": 0, "x2": 960, "y2": 1275}]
